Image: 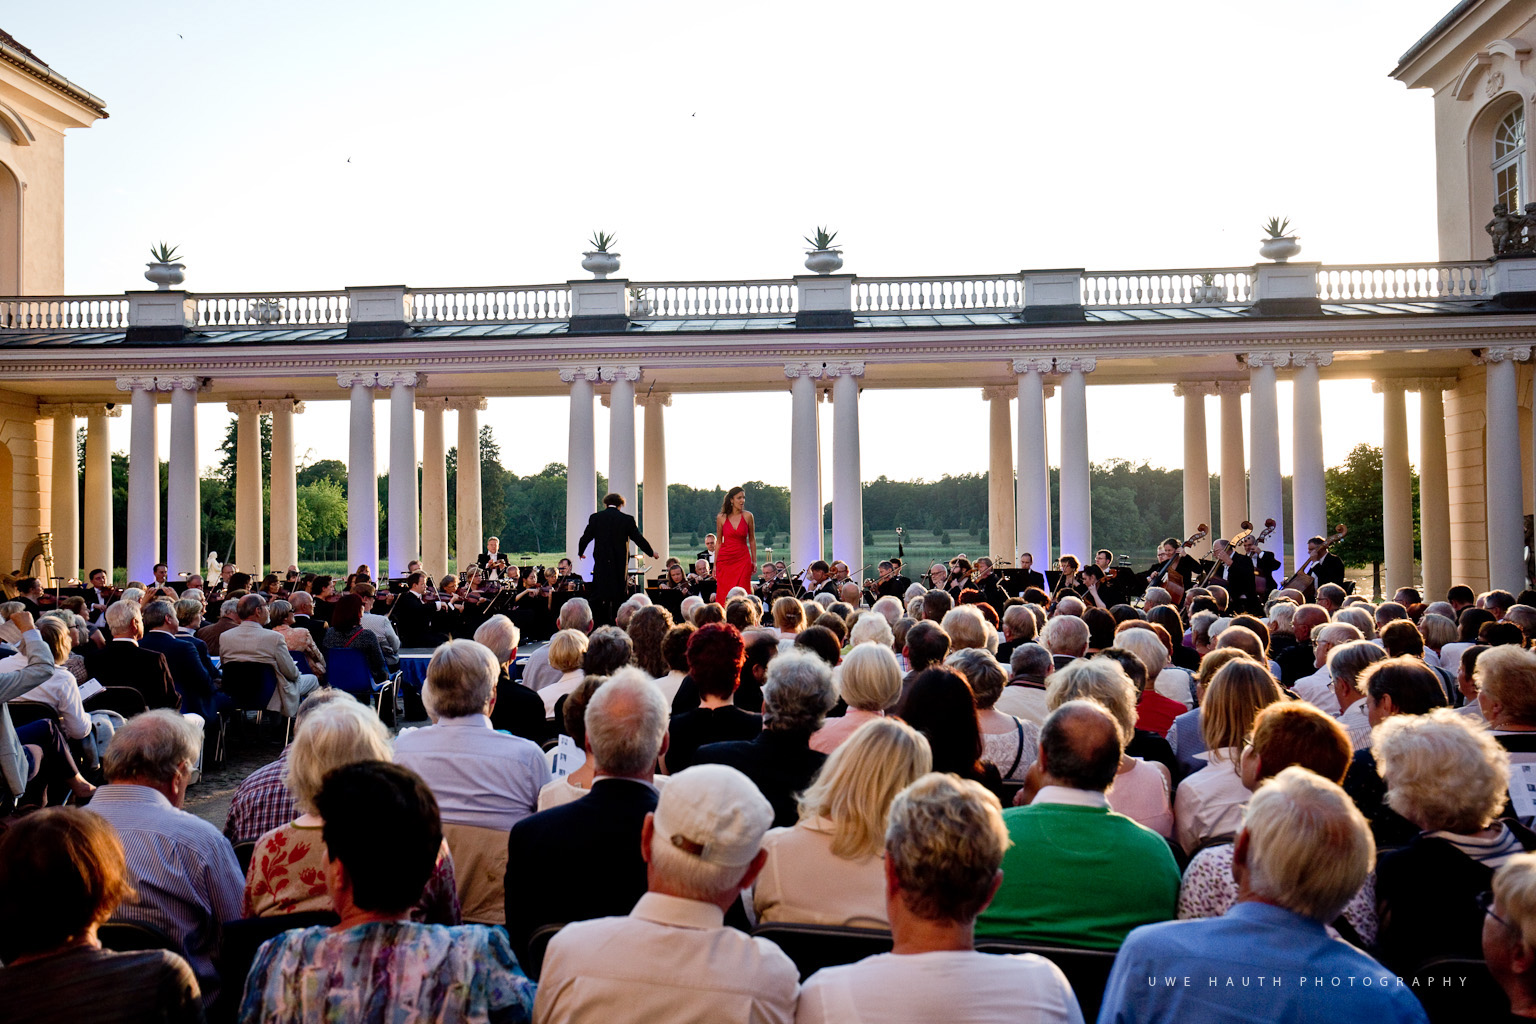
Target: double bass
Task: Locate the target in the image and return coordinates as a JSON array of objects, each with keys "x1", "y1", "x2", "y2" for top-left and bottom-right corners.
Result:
[
  {"x1": 1146, "y1": 524, "x2": 1208, "y2": 606},
  {"x1": 1280, "y1": 524, "x2": 1348, "y2": 600}
]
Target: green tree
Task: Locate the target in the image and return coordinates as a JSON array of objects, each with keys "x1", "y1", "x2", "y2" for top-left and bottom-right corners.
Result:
[
  {"x1": 215, "y1": 413, "x2": 272, "y2": 486},
  {"x1": 297, "y1": 478, "x2": 348, "y2": 542},
  {"x1": 297, "y1": 459, "x2": 347, "y2": 489},
  {"x1": 1326, "y1": 444, "x2": 1386, "y2": 569}
]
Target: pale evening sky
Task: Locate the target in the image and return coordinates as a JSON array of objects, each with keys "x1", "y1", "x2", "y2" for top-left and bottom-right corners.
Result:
[{"x1": 9, "y1": 0, "x2": 1452, "y2": 490}]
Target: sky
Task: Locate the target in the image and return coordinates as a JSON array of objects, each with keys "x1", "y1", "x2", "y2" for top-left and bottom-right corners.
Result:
[{"x1": 9, "y1": 0, "x2": 1454, "y2": 488}]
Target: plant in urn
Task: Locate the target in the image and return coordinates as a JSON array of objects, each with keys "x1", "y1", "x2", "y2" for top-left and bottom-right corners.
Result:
[
  {"x1": 144, "y1": 241, "x2": 186, "y2": 290},
  {"x1": 580, "y1": 231, "x2": 620, "y2": 279},
  {"x1": 803, "y1": 226, "x2": 843, "y2": 275},
  {"x1": 1258, "y1": 216, "x2": 1301, "y2": 263}
]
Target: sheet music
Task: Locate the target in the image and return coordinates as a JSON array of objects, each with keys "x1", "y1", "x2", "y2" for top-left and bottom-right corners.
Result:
[{"x1": 550, "y1": 733, "x2": 586, "y2": 779}]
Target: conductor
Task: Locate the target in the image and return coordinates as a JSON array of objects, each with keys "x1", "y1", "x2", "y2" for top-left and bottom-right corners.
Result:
[{"x1": 577, "y1": 492, "x2": 656, "y2": 625}]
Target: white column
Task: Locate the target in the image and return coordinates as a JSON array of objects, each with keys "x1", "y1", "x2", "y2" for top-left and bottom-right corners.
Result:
[
  {"x1": 40, "y1": 405, "x2": 79, "y2": 582},
  {"x1": 449, "y1": 397, "x2": 485, "y2": 574},
  {"x1": 269, "y1": 398, "x2": 302, "y2": 573},
  {"x1": 339, "y1": 372, "x2": 380, "y2": 574},
  {"x1": 828, "y1": 362, "x2": 865, "y2": 574},
  {"x1": 1485, "y1": 348, "x2": 1531, "y2": 593},
  {"x1": 385, "y1": 371, "x2": 421, "y2": 577},
  {"x1": 640, "y1": 392, "x2": 671, "y2": 569},
  {"x1": 604, "y1": 366, "x2": 640, "y2": 508},
  {"x1": 787, "y1": 363, "x2": 823, "y2": 571},
  {"x1": 163, "y1": 378, "x2": 201, "y2": 578},
  {"x1": 1014, "y1": 359, "x2": 1052, "y2": 566},
  {"x1": 116, "y1": 376, "x2": 159, "y2": 583},
  {"x1": 984, "y1": 387, "x2": 1016, "y2": 560},
  {"x1": 1376, "y1": 379, "x2": 1414, "y2": 594},
  {"x1": 1291, "y1": 353, "x2": 1330, "y2": 561},
  {"x1": 82, "y1": 405, "x2": 120, "y2": 577},
  {"x1": 227, "y1": 399, "x2": 264, "y2": 576},
  {"x1": 1416, "y1": 380, "x2": 1455, "y2": 601},
  {"x1": 1246, "y1": 355, "x2": 1286, "y2": 574},
  {"x1": 562, "y1": 366, "x2": 600, "y2": 573},
  {"x1": 417, "y1": 397, "x2": 448, "y2": 577},
  {"x1": 1174, "y1": 383, "x2": 1213, "y2": 558},
  {"x1": 1217, "y1": 382, "x2": 1248, "y2": 540},
  {"x1": 1057, "y1": 357, "x2": 1094, "y2": 561}
]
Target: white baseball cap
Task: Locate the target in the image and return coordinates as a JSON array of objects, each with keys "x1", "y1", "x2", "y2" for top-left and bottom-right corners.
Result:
[{"x1": 652, "y1": 764, "x2": 773, "y2": 869}]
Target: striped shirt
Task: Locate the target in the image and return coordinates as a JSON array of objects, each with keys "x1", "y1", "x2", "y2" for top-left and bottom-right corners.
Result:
[
  {"x1": 1426, "y1": 823, "x2": 1527, "y2": 869},
  {"x1": 223, "y1": 748, "x2": 297, "y2": 844},
  {"x1": 88, "y1": 783, "x2": 245, "y2": 1004}
]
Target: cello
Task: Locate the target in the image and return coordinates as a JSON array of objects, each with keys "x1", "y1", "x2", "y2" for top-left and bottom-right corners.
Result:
[{"x1": 1146, "y1": 524, "x2": 1208, "y2": 606}]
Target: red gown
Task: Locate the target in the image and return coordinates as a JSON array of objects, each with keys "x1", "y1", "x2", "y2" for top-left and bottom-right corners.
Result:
[{"x1": 715, "y1": 514, "x2": 753, "y2": 600}]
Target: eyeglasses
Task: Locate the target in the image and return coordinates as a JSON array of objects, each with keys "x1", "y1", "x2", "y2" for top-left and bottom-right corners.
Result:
[{"x1": 1478, "y1": 890, "x2": 1517, "y2": 932}]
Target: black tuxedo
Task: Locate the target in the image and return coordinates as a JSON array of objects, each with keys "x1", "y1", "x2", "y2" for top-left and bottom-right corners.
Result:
[
  {"x1": 489, "y1": 668, "x2": 547, "y2": 744},
  {"x1": 1015, "y1": 569, "x2": 1047, "y2": 596},
  {"x1": 391, "y1": 590, "x2": 445, "y2": 648},
  {"x1": 86, "y1": 638, "x2": 178, "y2": 711},
  {"x1": 579, "y1": 505, "x2": 655, "y2": 624},
  {"x1": 1308, "y1": 552, "x2": 1346, "y2": 589},
  {"x1": 504, "y1": 778, "x2": 659, "y2": 960},
  {"x1": 810, "y1": 577, "x2": 838, "y2": 599},
  {"x1": 1216, "y1": 552, "x2": 1260, "y2": 615},
  {"x1": 141, "y1": 629, "x2": 217, "y2": 722},
  {"x1": 1250, "y1": 549, "x2": 1282, "y2": 597},
  {"x1": 477, "y1": 550, "x2": 510, "y2": 579}
]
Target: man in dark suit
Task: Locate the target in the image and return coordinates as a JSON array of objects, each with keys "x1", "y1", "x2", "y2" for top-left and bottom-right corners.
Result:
[
  {"x1": 477, "y1": 537, "x2": 510, "y2": 581},
  {"x1": 139, "y1": 598, "x2": 218, "y2": 722},
  {"x1": 1210, "y1": 539, "x2": 1260, "y2": 616},
  {"x1": 392, "y1": 572, "x2": 447, "y2": 648},
  {"x1": 503, "y1": 673, "x2": 667, "y2": 960},
  {"x1": 578, "y1": 493, "x2": 655, "y2": 625},
  {"x1": 1242, "y1": 535, "x2": 1282, "y2": 601},
  {"x1": 1299, "y1": 535, "x2": 1346, "y2": 591},
  {"x1": 86, "y1": 600, "x2": 179, "y2": 711},
  {"x1": 1015, "y1": 552, "x2": 1047, "y2": 596},
  {"x1": 15, "y1": 577, "x2": 43, "y2": 617},
  {"x1": 805, "y1": 560, "x2": 838, "y2": 599}
]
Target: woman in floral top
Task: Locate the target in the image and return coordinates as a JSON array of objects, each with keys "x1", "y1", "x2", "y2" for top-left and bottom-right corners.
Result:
[
  {"x1": 243, "y1": 699, "x2": 460, "y2": 924},
  {"x1": 240, "y1": 762, "x2": 533, "y2": 1024},
  {"x1": 269, "y1": 599, "x2": 326, "y2": 678}
]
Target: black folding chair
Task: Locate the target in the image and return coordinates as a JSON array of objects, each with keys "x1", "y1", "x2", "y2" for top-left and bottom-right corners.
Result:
[
  {"x1": 212, "y1": 911, "x2": 339, "y2": 1023},
  {"x1": 99, "y1": 919, "x2": 179, "y2": 953},
  {"x1": 751, "y1": 922, "x2": 894, "y2": 982},
  {"x1": 524, "y1": 922, "x2": 566, "y2": 982},
  {"x1": 5, "y1": 699, "x2": 61, "y2": 729},
  {"x1": 1405, "y1": 956, "x2": 1508, "y2": 1023},
  {"x1": 974, "y1": 939, "x2": 1119, "y2": 1022}
]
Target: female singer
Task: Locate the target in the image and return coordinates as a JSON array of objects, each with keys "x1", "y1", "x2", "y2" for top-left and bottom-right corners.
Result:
[{"x1": 714, "y1": 486, "x2": 756, "y2": 600}]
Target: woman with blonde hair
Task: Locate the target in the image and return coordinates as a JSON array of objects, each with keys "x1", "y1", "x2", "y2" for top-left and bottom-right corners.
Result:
[
  {"x1": 1173, "y1": 658, "x2": 1283, "y2": 854},
  {"x1": 539, "y1": 628, "x2": 590, "y2": 719},
  {"x1": 754, "y1": 717, "x2": 932, "y2": 926},
  {"x1": 772, "y1": 595, "x2": 805, "y2": 644},
  {"x1": 810, "y1": 643, "x2": 901, "y2": 754},
  {"x1": 242, "y1": 698, "x2": 459, "y2": 923}
]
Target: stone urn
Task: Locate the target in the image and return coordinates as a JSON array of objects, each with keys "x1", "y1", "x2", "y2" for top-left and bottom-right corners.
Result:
[
  {"x1": 250, "y1": 298, "x2": 284, "y2": 324},
  {"x1": 1259, "y1": 236, "x2": 1302, "y2": 263},
  {"x1": 580, "y1": 251, "x2": 621, "y2": 279},
  {"x1": 144, "y1": 261, "x2": 186, "y2": 290},
  {"x1": 804, "y1": 248, "x2": 844, "y2": 275},
  {"x1": 1191, "y1": 280, "x2": 1228, "y2": 303}
]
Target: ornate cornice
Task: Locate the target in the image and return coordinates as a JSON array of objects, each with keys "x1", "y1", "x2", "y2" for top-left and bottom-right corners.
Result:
[
  {"x1": 981, "y1": 386, "x2": 1017, "y2": 401},
  {"x1": 1056, "y1": 356, "x2": 1097, "y2": 374},
  {"x1": 445, "y1": 396, "x2": 488, "y2": 412},
  {"x1": 337, "y1": 370, "x2": 380, "y2": 389},
  {"x1": 1289, "y1": 350, "x2": 1334, "y2": 368},
  {"x1": 822, "y1": 360, "x2": 866, "y2": 378},
  {"x1": 226, "y1": 400, "x2": 264, "y2": 415},
  {"x1": 558, "y1": 365, "x2": 602, "y2": 384},
  {"x1": 39, "y1": 402, "x2": 116, "y2": 417},
  {"x1": 1172, "y1": 381, "x2": 1216, "y2": 398},
  {"x1": 784, "y1": 361, "x2": 824, "y2": 379},
  {"x1": 637, "y1": 392, "x2": 673, "y2": 409},
  {"x1": 1215, "y1": 381, "x2": 1249, "y2": 397},
  {"x1": 1245, "y1": 351, "x2": 1290, "y2": 369},
  {"x1": 1012, "y1": 357, "x2": 1054, "y2": 375},
  {"x1": 377, "y1": 370, "x2": 421, "y2": 388},
  {"x1": 599, "y1": 365, "x2": 642, "y2": 383},
  {"x1": 1479, "y1": 346, "x2": 1534, "y2": 364}
]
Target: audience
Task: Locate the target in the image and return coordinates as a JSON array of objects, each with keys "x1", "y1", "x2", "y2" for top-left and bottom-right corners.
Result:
[
  {"x1": 321, "y1": 594, "x2": 388, "y2": 684},
  {"x1": 756, "y1": 717, "x2": 931, "y2": 927},
  {"x1": 220, "y1": 594, "x2": 320, "y2": 716},
  {"x1": 899, "y1": 665, "x2": 1004, "y2": 799},
  {"x1": 534, "y1": 764, "x2": 799, "y2": 1023},
  {"x1": 223, "y1": 687, "x2": 350, "y2": 843},
  {"x1": 475, "y1": 615, "x2": 546, "y2": 742},
  {"x1": 949, "y1": 647, "x2": 1040, "y2": 783},
  {"x1": 995, "y1": 642, "x2": 1052, "y2": 724},
  {"x1": 665, "y1": 623, "x2": 761, "y2": 773},
  {"x1": 809, "y1": 642, "x2": 901, "y2": 754},
  {"x1": 795, "y1": 772, "x2": 1080, "y2": 1024},
  {"x1": 1486, "y1": 853, "x2": 1536, "y2": 1019},
  {"x1": 539, "y1": 628, "x2": 590, "y2": 719},
  {"x1": 239, "y1": 761, "x2": 536, "y2": 1022}
]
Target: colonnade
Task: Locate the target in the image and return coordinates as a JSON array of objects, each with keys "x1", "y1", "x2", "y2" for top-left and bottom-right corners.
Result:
[{"x1": 33, "y1": 351, "x2": 1527, "y2": 596}]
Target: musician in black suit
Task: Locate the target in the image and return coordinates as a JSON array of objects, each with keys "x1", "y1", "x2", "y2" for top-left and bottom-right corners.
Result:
[
  {"x1": 1210, "y1": 539, "x2": 1260, "y2": 616},
  {"x1": 864, "y1": 560, "x2": 912, "y2": 604},
  {"x1": 1243, "y1": 535, "x2": 1282, "y2": 600},
  {"x1": 393, "y1": 572, "x2": 448, "y2": 648},
  {"x1": 1298, "y1": 535, "x2": 1346, "y2": 589},
  {"x1": 805, "y1": 560, "x2": 838, "y2": 599},
  {"x1": 969, "y1": 557, "x2": 1008, "y2": 616},
  {"x1": 1015, "y1": 552, "x2": 1047, "y2": 596},
  {"x1": 686, "y1": 559, "x2": 717, "y2": 603},
  {"x1": 577, "y1": 493, "x2": 656, "y2": 625},
  {"x1": 503, "y1": 674, "x2": 665, "y2": 960},
  {"x1": 15, "y1": 577, "x2": 43, "y2": 617},
  {"x1": 477, "y1": 536, "x2": 510, "y2": 580}
]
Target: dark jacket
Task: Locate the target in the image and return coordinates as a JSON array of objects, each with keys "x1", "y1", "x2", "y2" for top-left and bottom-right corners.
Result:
[
  {"x1": 489, "y1": 668, "x2": 548, "y2": 744},
  {"x1": 391, "y1": 590, "x2": 438, "y2": 648},
  {"x1": 578, "y1": 506, "x2": 655, "y2": 596},
  {"x1": 141, "y1": 629, "x2": 217, "y2": 722},
  {"x1": 86, "y1": 639, "x2": 178, "y2": 711},
  {"x1": 694, "y1": 730, "x2": 826, "y2": 828},
  {"x1": 664, "y1": 705, "x2": 762, "y2": 774},
  {"x1": 503, "y1": 778, "x2": 659, "y2": 960}
]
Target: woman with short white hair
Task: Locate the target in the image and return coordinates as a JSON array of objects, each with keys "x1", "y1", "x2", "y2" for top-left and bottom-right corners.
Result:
[
  {"x1": 848, "y1": 612, "x2": 894, "y2": 650},
  {"x1": 1374, "y1": 708, "x2": 1536, "y2": 971},
  {"x1": 242, "y1": 698, "x2": 459, "y2": 923},
  {"x1": 810, "y1": 644, "x2": 902, "y2": 754},
  {"x1": 539, "y1": 629, "x2": 589, "y2": 719}
]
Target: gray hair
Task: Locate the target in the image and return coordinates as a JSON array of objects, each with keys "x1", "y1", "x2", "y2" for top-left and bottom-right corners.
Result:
[
  {"x1": 1327, "y1": 638, "x2": 1387, "y2": 689},
  {"x1": 220, "y1": 599, "x2": 238, "y2": 618},
  {"x1": 849, "y1": 612, "x2": 894, "y2": 649},
  {"x1": 813, "y1": 592, "x2": 836, "y2": 609},
  {"x1": 236, "y1": 594, "x2": 266, "y2": 621},
  {"x1": 102, "y1": 709, "x2": 202, "y2": 786},
  {"x1": 837, "y1": 643, "x2": 903, "y2": 712},
  {"x1": 1191, "y1": 610, "x2": 1220, "y2": 646},
  {"x1": 0, "y1": 602, "x2": 22, "y2": 619},
  {"x1": 473, "y1": 614, "x2": 521, "y2": 664},
  {"x1": 105, "y1": 600, "x2": 141, "y2": 635},
  {"x1": 557, "y1": 597, "x2": 593, "y2": 631},
  {"x1": 1010, "y1": 642, "x2": 1053, "y2": 680},
  {"x1": 141, "y1": 599, "x2": 177, "y2": 632},
  {"x1": 1244, "y1": 767, "x2": 1373, "y2": 923},
  {"x1": 582, "y1": 626, "x2": 634, "y2": 676},
  {"x1": 1039, "y1": 615, "x2": 1089, "y2": 657},
  {"x1": 1002, "y1": 604, "x2": 1037, "y2": 642},
  {"x1": 762, "y1": 649, "x2": 837, "y2": 734},
  {"x1": 947, "y1": 648, "x2": 1007, "y2": 709},
  {"x1": 871, "y1": 596, "x2": 904, "y2": 627},
  {"x1": 290, "y1": 591, "x2": 315, "y2": 613},
  {"x1": 585, "y1": 667, "x2": 669, "y2": 776},
  {"x1": 885, "y1": 772, "x2": 1009, "y2": 923},
  {"x1": 174, "y1": 598, "x2": 203, "y2": 628},
  {"x1": 679, "y1": 595, "x2": 703, "y2": 623},
  {"x1": 423, "y1": 638, "x2": 498, "y2": 719},
  {"x1": 941, "y1": 606, "x2": 989, "y2": 652},
  {"x1": 267, "y1": 599, "x2": 293, "y2": 628}
]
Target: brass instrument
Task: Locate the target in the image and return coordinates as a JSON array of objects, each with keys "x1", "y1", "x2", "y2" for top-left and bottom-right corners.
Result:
[{"x1": 968, "y1": 558, "x2": 1011, "y2": 584}]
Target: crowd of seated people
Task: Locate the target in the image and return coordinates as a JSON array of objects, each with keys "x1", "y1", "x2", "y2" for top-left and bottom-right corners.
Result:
[{"x1": 16, "y1": 562, "x2": 1536, "y2": 1021}]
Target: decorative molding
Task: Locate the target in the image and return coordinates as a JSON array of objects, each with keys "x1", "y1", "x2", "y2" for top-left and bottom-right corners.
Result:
[
  {"x1": 558, "y1": 365, "x2": 602, "y2": 384},
  {"x1": 1215, "y1": 381, "x2": 1249, "y2": 397},
  {"x1": 599, "y1": 364, "x2": 642, "y2": 383},
  {"x1": 377, "y1": 370, "x2": 421, "y2": 388},
  {"x1": 1012, "y1": 357, "x2": 1054, "y2": 375},
  {"x1": 783, "y1": 361, "x2": 825, "y2": 380},
  {"x1": 1056, "y1": 356, "x2": 1096, "y2": 374},
  {"x1": 1042, "y1": 385, "x2": 1056, "y2": 400},
  {"x1": 822, "y1": 360, "x2": 866, "y2": 378},
  {"x1": 981, "y1": 386, "x2": 1016, "y2": 402},
  {"x1": 1172, "y1": 381, "x2": 1216, "y2": 398},
  {"x1": 337, "y1": 370, "x2": 380, "y2": 389},
  {"x1": 1245, "y1": 351, "x2": 1290, "y2": 369},
  {"x1": 445, "y1": 396, "x2": 488, "y2": 412},
  {"x1": 1288, "y1": 350, "x2": 1333, "y2": 368},
  {"x1": 114, "y1": 375, "x2": 158, "y2": 392},
  {"x1": 155, "y1": 375, "x2": 204, "y2": 392},
  {"x1": 637, "y1": 392, "x2": 673, "y2": 409},
  {"x1": 288, "y1": 400, "x2": 306, "y2": 415},
  {"x1": 415, "y1": 396, "x2": 450, "y2": 413},
  {"x1": 1479, "y1": 346, "x2": 1534, "y2": 364},
  {"x1": 226, "y1": 400, "x2": 265, "y2": 415},
  {"x1": 1400, "y1": 378, "x2": 1459, "y2": 393},
  {"x1": 39, "y1": 402, "x2": 116, "y2": 417}
]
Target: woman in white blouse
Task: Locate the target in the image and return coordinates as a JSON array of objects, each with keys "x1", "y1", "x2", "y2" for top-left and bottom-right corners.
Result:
[{"x1": 754, "y1": 717, "x2": 931, "y2": 927}]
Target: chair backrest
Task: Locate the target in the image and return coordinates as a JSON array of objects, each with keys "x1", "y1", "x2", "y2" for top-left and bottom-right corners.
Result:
[
  {"x1": 973, "y1": 939, "x2": 1119, "y2": 1022},
  {"x1": 83, "y1": 686, "x2": 149, "y2": 719},
  {"x1": 233, "y1": 840, "x2": 257, "y2": 875},
  {"x1": 292, "y1": 651, "x2": 312, "y2": 678},
  {"x1": 222, "y1": 662, "x2": 278, "y2": 711},
  {"x1": 6, "y1": 699, "x2": 60, "y2": 729},
  {"x1": 212, "y1": 911, "x2": 340, "y2": 1020},
  {"x1": 751, "y1": 922, "x2": 895, "y2": 982},
  {"x1": 440, "y1": 821, "x2": 510, "y2": 927},
  {"x1": 1406, "y1": 956, "x2": 1508, "y2": 1023},
  {"x1": 325, "y1": 646, "x2": 377, "y2": 697},
  {"x1": 98, "y1": 919, "x2": 179, "y2": 954},
  {"x1": 524, "y1": 922, "x2": 565, "y2": 982}
]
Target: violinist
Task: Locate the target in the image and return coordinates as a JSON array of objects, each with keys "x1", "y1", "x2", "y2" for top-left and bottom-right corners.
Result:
[
  {"x1": 478, "y1": 537, "x2": 510, "y2": 581},
  {"x1": 1149, "y1": 537, "x2": 1202, "y2": 606},
  {"x1": 393, "y1": 571, "x2": 447, "y2": 648},
  {"x1": 1092, "y1": 549, "x2": 1126, "y2": 607},
  {"x1": 1053, "y1": 555, "x2": 1084, "y2": 604},
  {"x1": 687, "y1": 558, "x2": 717, "y2": 602},
  {"x1": 554, "y1": 557, "x2": 583, "y2": 592},
  {"x1": 864, "y1": 560, "x2": 911, "y2": 603},
  {"x1": 1077, "y1": 564, "x2": 1111, "y2": 610},
  {"x1": 945, "y1": 558, "x2": 971, "y2": 599},
  {"x1": 969, "y1": 557, "x2": 1007, "y2": 616},
  {"x1": 85, "y1": 568, "x2": 117, "y2": 625},
  {"x1": 805, "y1": 560, "x2": 838, "y2": 599},
  {"x1": 659, "y1": 562, "x2": 690, "y2": 591},
  {"x1": 311, "y1": 575, "x2": 337, "y2": 624}
]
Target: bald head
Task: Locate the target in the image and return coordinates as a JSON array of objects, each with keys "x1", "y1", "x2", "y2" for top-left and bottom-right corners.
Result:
[
  {"x1": 1038, "y1": 699, "x2": 1122, "y2": 793},
  {"x1": 1293, "y1": 604, "x2": 1329, "y2": 643}
]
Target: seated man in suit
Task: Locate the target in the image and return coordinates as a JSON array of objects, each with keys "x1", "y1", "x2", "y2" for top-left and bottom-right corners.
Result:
[
  {"x1": 1014, "y1": 552, "x2": 1047, "y2": 596},
  {"x1": 15, "y1": 577, "x2": 44, "y2": 617},
  {"x1": 393, "y1": 572, "x2": 448, "y2": 649},
  {"x1": 218, "y1": 594, "x2": 319, "y2": 716},
  {"x1": 86, "y1": 599, "x2": 179, "y2": 711},
  {"x1": 504, "y1": 669, "x2": 669, "y2": 957},
  {"x1": 140, "y1": 599, "x2": 218, "y2": 723},
  {"x1": 474, "y1": 614, "x2": 545, "y2": 743}
]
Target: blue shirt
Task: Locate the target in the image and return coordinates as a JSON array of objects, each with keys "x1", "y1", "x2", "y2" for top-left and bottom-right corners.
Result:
[
  {"x1": 1097, "y1": 902, "x2": 1430, "y2": 1024},
  {"x1": 395, "y1": 714, "x2": 549, "y2": 831}
]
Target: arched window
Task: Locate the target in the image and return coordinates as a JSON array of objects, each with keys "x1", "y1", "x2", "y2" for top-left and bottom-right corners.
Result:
[{"x1": 1494, "y1": 106, "x2": 1525, "y2": 211}]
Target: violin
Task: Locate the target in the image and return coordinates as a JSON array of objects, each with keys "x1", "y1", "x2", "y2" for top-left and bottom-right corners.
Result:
[{"x1": 1147, "y1": 523, "x2": 1208, "y2": 606}]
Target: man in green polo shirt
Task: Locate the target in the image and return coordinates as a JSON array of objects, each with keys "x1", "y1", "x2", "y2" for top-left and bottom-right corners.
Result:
[{"x1": 977, "y1": 698, "x2": 1180, "y2": 949}]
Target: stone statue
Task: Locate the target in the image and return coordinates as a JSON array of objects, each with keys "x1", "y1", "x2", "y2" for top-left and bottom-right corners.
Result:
[{"x1": 1488, "y1": 202, "x2": 1518, "y2": 254}]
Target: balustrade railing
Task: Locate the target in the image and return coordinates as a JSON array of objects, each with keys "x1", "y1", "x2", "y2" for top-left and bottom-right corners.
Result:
[
  {"x1": 1314, "y1": 262, "x2": 1488, "y2": 301},
  {"x1": 0, "y1": 295, "x2": 126, "y2": 329},
  {"x1": 853, "y1": 275, "x2": 1023, "y2": 312},
  {"x1": 628, "y1": 280, "x2": 796, "y2": 317},
  {"x1": 196, "y1": 291, "x2": 349, "y2": 327},
  {"x1": 409, "y1": 285, "x2": 571, "y2": 323},
  {"x1": 1082, "y1": 269, "x2": 1256, "y2": 307}
]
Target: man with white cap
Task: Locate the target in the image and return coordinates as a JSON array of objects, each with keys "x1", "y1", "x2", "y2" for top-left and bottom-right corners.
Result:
[{"x1": 533, "y1": 763, "x2": 800, "y2": 1024}]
